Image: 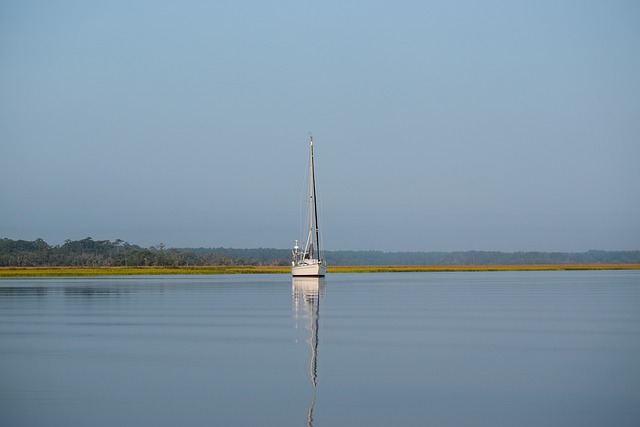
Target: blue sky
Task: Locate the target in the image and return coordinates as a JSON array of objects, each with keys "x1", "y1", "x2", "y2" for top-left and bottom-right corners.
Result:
[{"x1": 1, "y1": 0, "x2": 638, "y2": 251}]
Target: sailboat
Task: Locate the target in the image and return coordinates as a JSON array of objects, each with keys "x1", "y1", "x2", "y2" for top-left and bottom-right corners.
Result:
[{"x1": 292, "y1": 135, "x2": 326, "y2": 277}]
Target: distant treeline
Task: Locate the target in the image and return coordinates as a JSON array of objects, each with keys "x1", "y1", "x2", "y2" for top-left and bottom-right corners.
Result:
[
  {"x1": 324, "y1": 250, "x2": 640, "y2": 266},
  {"x1": 182, "y1": 247, "x2": 640, "y2": 266},
  {"x1": 2, "y1": 238, "x2": 639, "y2": 267},
  {"x1": 0, "y1": 238, "x2": 255, "y2": 267}
]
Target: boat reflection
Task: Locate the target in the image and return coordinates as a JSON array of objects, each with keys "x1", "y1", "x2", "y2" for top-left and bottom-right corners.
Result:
[{"x1": 292, "y1": 277, "x2": 325, "y2": 427}]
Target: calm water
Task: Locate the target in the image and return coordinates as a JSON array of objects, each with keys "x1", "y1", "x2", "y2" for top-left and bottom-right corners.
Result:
[{"x1": 1, "y1": 271, "x2": 639, "y2": 427}]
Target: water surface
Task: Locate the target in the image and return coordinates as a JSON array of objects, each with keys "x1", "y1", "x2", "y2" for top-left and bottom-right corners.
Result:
[{"x1": 1, "y1": 271, "x2": 639, "y2": 426}]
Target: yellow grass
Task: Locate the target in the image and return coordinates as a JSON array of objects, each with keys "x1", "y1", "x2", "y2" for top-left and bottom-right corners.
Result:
[
  {"x1": 327, "y1": 264, "x2": 640, "y2": 273},
  {"x1": 0, "y1": 266, "x2": 289, "y2": 277},
  {"x1": 0, "y1": 264, "x2": 638, "y2": 277}
]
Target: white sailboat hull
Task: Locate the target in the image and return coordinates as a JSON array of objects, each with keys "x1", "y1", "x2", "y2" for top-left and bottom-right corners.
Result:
[{"x1": 292, "y1": 262, "x2": 326, "y2": 277}]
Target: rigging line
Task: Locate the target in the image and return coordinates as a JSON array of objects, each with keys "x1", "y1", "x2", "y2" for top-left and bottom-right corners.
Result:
[
  {"x1": 311, "y1": 137, "x2": 320, "y2": 257},
  {"x1": 317, "y1": 195, "x2": 325, "y2": 260},
  {"x1": 313, "y1": 159, "x2": 325, "y2": 258},
  {"x1": 298, "y1": 146, "x2": 311, "y2": 253}
]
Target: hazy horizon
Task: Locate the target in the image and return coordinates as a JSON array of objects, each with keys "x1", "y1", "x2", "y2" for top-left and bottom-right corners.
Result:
[{"x1": 2, "y1": 1, "x2": 638, "y2": 252}]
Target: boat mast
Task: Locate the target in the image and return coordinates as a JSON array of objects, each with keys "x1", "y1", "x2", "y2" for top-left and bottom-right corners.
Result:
[
  {"x1": 310, "y1": 135, "x2": 320, "y2": 260},
  {"x1": 307, "y1": 136, "x2": 314, "y2": 258}
]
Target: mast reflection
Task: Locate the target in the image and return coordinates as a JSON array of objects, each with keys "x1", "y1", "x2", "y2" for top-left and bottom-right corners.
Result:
[{"x1": 292, "y1": 277, "x2": 325, "y2": 427}]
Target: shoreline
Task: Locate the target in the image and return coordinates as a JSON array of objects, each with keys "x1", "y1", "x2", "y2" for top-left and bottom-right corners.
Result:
[{"x1": 1, "y1": 264, "x2": 639, "y2": 277}]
